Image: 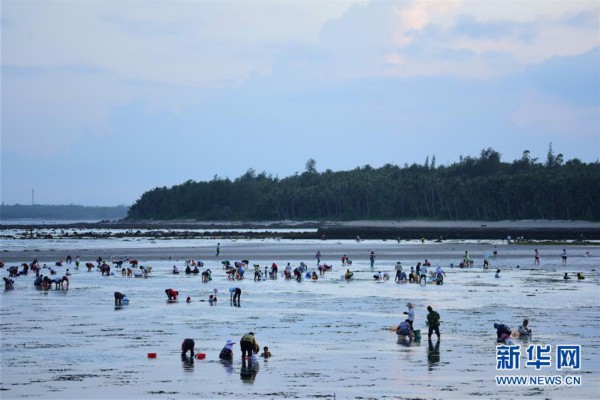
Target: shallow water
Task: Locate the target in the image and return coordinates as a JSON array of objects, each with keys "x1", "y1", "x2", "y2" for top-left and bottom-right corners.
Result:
[{"x1": 1, "y1": 239, "x2": 599, "y2": 399}]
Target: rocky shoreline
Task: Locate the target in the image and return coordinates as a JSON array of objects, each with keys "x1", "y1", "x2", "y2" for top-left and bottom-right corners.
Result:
[{"x1": 1, "y1": 219, "x2": 599, "y2": 241}]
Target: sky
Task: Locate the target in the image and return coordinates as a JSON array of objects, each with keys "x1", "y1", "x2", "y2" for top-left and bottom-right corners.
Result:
[{"x1": 1, "y1": 0, "x2": 599, "y2": 206}]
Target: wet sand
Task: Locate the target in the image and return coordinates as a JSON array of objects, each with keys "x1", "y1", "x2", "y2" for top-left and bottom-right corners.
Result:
[{"x1": 1, "y1": 238, "x2": 599, "y2": 399}]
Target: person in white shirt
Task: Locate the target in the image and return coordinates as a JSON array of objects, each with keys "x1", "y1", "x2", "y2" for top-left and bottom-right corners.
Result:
[
  {"x1": 394, "y1": 262, "x2": 403, "y2": 282},
  {"x1": 435, "y1": 266, "x2": 446, "y2": 285},
  {"x1": 420, "y1": 265, "x2": 428, "y2": 285}
]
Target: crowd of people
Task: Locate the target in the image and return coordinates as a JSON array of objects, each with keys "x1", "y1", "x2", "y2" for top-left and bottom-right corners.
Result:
[{"x1": 1, "y1": 244, "x2": 588, "y2": 371}]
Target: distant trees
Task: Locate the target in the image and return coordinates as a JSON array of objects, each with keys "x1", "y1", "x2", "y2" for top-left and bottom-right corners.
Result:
[{"x1": 127, "y1": 148, "x2": 600, "y2": 221}]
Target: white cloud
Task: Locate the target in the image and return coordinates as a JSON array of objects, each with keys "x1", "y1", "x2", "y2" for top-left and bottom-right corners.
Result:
[
  {"x1": 2, "y1": 0, "x2": 356, "y2": 88},
  {"x1": 2, "y1": 0, "x2": 598, "y2": 160},
  {"x1": 384, "y1": 0, "x2": 599, "y2": 78}
]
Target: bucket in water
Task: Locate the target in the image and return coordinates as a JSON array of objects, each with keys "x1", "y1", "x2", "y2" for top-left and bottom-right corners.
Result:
[
  {"x1": 196, "y1": 353, "x2": 206, "y2": 360},
  {"x1": 147, "y1": 353, "x2": 157, "y2": 358},
  {"x1": 414, "y1": 329, "x2": 421, "y2": 341}
]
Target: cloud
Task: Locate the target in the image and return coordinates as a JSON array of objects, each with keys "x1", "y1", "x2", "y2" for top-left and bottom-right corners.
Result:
[
  {"x1": 383, "y1": 0, "x2": 599, "y2": 78},
  {"x1": 1, "y1": 0, "x2": 599, "y2": 205},
  {"x1": 1, "y1": 0, "x2": 359, "y2": 157},
  {"x1": 2, "y1": 0, "x2": 356, "y2": 88}
]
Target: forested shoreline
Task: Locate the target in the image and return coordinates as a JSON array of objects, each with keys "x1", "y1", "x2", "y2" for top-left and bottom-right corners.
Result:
[{"x1": 127, "y1": 148, "x2": 600, "y2": 221}]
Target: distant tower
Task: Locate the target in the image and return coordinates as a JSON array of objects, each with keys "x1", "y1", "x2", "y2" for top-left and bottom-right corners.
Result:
[{"x1": 32, "y1": 189, "x2": 34, "y2": 205}]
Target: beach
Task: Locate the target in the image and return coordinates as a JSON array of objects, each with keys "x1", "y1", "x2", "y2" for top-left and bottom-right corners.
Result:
[{"x1": 1, "y1": 235, "x2": 599, "y2": 399}]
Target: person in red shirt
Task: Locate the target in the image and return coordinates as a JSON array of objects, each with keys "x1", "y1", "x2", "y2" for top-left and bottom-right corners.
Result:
[{"x1": 165, "y1": 288, "x2": 179, "y2": 300}]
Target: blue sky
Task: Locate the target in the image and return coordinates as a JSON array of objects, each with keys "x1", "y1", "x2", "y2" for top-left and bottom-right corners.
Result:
[{"x1": 2, "y1": 0, "x2": 599, "y2": 206}]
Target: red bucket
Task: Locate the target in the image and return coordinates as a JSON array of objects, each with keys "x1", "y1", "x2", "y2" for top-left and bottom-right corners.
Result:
[
  {"x1": 196, "y1": 353, "x2": 206, "y2": 360},
  {"x1": 147, "y1": 353, "x2": 157, "y2": 358}
]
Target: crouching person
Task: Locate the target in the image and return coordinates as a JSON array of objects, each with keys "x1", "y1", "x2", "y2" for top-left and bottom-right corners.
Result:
[
  {"x1": 114, "y1": 291, "x2": 125, "y2": 305},
  {"x1": 181, "y1": 338, "x2": 195, "y2": 358}
]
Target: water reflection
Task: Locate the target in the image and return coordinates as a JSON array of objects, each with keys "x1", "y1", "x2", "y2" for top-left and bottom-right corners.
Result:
[
  {"x1": 397, "y1": 337, "x2": 420, "y2": 347},
  {"x1": 181, "y1": 354, "x2": 194, "y2": 372},
  {"x1": 240, "y1": 358, "x2": 259, "y2": 383},
  {"x1": 427, "y1": 339, "x2": 440, "y2": 371},
  {"x1": 220, "y1": 359, "x2": 234, "y2": 375}
]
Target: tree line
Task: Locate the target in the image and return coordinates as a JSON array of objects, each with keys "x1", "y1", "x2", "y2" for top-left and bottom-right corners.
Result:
[{"x1": 127, "y1": 147, "x2": 600, "y2": 221}]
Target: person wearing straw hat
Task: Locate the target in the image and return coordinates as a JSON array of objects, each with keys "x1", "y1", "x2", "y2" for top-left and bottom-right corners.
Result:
[{"x1": 219, "y1": 339, "x2": 235, "y2": 360}]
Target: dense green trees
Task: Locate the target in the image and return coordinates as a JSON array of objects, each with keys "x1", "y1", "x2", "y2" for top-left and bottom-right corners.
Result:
[{"x1": 127, "y1": 148, "x2": 600, "y2": 221}]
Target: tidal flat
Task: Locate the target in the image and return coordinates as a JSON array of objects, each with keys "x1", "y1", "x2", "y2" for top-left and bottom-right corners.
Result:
[{"x1": 1, "y1": 237, "x2": 599, "y2": 399}]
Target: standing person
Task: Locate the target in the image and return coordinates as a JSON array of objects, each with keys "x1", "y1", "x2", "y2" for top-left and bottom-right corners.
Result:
[
  {"x1": 435, "y1": 266, "x2": 446, "y2": 285},
  {"x1": 254, "y1": 265, "x2": 262, "y2": 282},
  {"x1": 216, "y1": 243, "x2": 221, "y2": 257},
  {"x1": 426, "y1": 306, "x2": 441, "y2": 340},
  {"x1": 341, "y1": 255, "x2": 348, "y2": 266},
  {"x1": 562, "y1": 249, "x2": 567, "y2": 265},
  {"x1": 284, "y1": 263, "x2": 292, "y2": 280},
  {"x1": 394, "y1": 262, "x2": 403, "y2": 282},
  {"x1": 240, "y1": 332, "x2": 258, "y2": 360},
  {"x1": 270, "y1": 263, "x2": 278, "y2": 279},
  {"x1": 463, "y1": 251, "x2": 471, "y2": 266},
  {"x1": 404, "y1": 303, "x2": 415, "y2": 330},
  {"x1": 420, "y1": 263, "x2": 428, "y2": 285},
  {"x1": 369, "y1": 251, "x2": 376, "y2": 269},
  {"x1": 534, "y1": 249, "x2": 540, "y2": 265},
  {"x1": 230, "y1": 287, "x2": 241, "y2": 303},
  {"x1": 315, "y1": 251, "x2": 321, "y2": 265}
]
